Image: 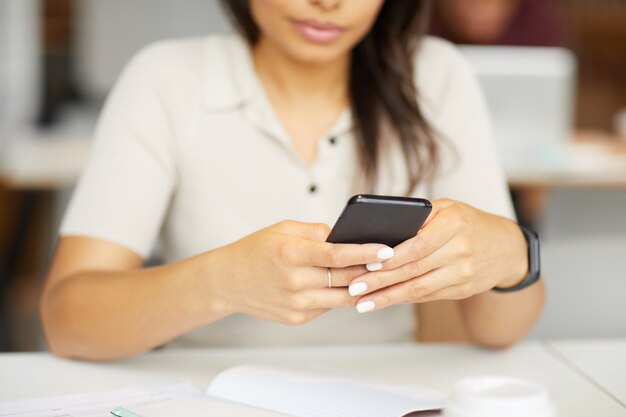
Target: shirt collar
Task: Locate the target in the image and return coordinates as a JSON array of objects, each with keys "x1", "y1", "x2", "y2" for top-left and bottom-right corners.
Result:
[
  {"x1": 201, "y1": 35, "x2": 256, "y2": 111},
  {"x1": 201, "y1": 35, "x2": 353, "y2": 144}
]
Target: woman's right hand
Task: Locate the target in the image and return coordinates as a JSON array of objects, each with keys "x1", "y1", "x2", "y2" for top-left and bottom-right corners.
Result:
[{"x1": 204, "y1": 220, "x2": 395, "y2": 325}]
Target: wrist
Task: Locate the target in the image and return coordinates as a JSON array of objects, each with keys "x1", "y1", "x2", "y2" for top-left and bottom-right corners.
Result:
[
  {"x1": 172, "y1": 248, "x2": 234, "y2": 321},
  {"x1": 495, "y1": 222, "x2": 529, "y2": 290}
]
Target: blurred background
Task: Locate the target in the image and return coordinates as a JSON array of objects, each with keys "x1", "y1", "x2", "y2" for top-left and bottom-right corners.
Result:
[{"x1": 0, "y1": 0, "x2": 625, "y2": 352}]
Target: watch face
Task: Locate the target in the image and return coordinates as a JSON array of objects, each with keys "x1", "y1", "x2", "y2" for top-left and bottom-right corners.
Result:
[
  {"x1": 527, "y1": 227, "x2": 541, "y2": 279},
  {"x1": 492, "y1": 225, "x2": 540, "y2": 293}
]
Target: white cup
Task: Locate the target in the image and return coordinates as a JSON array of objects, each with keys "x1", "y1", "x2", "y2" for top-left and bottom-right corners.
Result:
[{"x1": 443, "y1": 375, "x2": 556, "y2": 417}]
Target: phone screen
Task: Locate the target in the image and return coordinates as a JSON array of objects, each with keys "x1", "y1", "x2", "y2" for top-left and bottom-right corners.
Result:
[{"x1": 327, "y1": 195, "x2": 432, "y2": 247}]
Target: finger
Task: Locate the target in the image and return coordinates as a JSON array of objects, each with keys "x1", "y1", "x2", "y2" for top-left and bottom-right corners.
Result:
[
  {"x1": 353, "y1": 266, "x2": 460, "y2": 313},
  {"x1": 325, "y1": 265, "x2": 369, "y2": 288},
  {"x1": 275, "y1": 220, "x2": 331, "y2": 241},
  {"x1": 277, "y1": 308, "x2": 329, "y2": 326},
  {"x1": 411, "y1": 284, "x2": 474, "y2": 303},
  {"x1": 287, "y1": 238, "x2": 395, "y2": 268},
  {"x1": 280, "y1": 265, "x2": 369, "y2": 291},
  {"x1": 288, "y1": 288, "x2": 357, "y2": 311},
  {"x1": 380, "y1": 209, "x2": 458, "y2": 272},
  {"x1": 422, "y1": 198, "x2": 456, "y2": 227},
  {"x1": 347, "y1": 242, "x2": 454, "y2": 296}
]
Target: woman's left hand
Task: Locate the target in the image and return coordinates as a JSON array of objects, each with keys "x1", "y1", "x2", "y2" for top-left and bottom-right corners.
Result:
[{"x1": 348, "y1": 199, "x2": 529, "y2": 313}]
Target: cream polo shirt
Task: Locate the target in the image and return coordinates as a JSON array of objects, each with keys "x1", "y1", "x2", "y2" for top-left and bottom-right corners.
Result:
[{"x1": 60, "y1": 35, "x2": 514, "y2": 348}]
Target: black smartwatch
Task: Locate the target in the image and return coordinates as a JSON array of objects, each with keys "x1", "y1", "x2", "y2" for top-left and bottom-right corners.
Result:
[{"x1": 492, "y1": 224, "x2": 541, "y2": 293}]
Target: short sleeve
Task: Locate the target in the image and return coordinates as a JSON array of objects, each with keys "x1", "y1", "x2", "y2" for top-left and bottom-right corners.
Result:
[
  {"x1": 60, "y1": 44, "x2": 178, "y2": 258},
  {"x1": 418, "y1": 38, "x2": 516, "y2": 220}
]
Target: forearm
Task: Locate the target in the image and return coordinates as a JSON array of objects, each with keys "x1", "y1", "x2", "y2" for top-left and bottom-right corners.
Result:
[
  {"x1": 40, "y1": 251, "x2": 228, "y2": 361},
  {"x1": 458, "y1": 219, "x2": 545, "y2": 349},
  {"x1": 459, "y1": 280, "x2": 545, "y2": 349}
]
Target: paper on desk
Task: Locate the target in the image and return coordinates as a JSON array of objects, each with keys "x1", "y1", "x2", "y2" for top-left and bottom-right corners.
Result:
[
  {"x1": 130, "y1": 395, "x2": 289, "y2": 417},
  {"x1": 208, "y1": 364, "x2": 446, "y2": 417},
  {"x1": 0, "y1": 383, "x2": 285, "y2": 417}
]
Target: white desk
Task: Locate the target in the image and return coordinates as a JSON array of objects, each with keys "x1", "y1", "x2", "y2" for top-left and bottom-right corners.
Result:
[
  {"x1": 548, "y1": 339, "x2": 626, "y2": 407},
  {"x1": 0, "y1": 341, "x2": 624, "y2": 416},
  {"x1": 0, "y1": 134, "x2": 90, "y2": 189},
  {"x1": 2, "y1": 130, "x2": 626, "y2": 190},
  {"x1": 505, "y1": 134, "x2": 626, "y2": 189}
]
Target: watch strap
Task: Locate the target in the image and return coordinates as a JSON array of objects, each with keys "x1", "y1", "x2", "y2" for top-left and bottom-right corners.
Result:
[{"x1": 492, "y1": 224, "x2": 541, "y2": 293}]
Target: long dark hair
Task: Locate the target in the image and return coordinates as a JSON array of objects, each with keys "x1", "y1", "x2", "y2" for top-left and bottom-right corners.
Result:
[{"x1": 220, "y1": 0, "x2": 438, "y2": 194}]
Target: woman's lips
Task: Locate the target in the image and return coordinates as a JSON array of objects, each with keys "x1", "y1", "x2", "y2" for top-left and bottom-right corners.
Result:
[{"x1": 291, "y1": 19, "x2": 345, "y2": 43}]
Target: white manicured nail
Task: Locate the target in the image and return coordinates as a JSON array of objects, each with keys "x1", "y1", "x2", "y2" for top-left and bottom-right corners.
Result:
[
  {"x1": 377, "y1": 247, "x2": 395, "y2": 260},
  {"x1": 366, "y1": 262, "x2": 383, "y2": 272},
  {"x1": 356, "y1": 300, "x2": 376, "y2": 313},
  {"x1": 349, "y1": 282, "x2": 368, "y2": 296}
]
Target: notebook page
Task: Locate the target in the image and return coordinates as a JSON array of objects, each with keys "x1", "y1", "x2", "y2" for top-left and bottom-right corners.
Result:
[
  {"x1": 0, "y1": 384, "x2": 284, "y2": 417},
  {"x1": 207, "y1": 364, "x2": 446, "y2": 417},
  {"x1": 131, "y1": 395, "x2": 290, "y2": 417},
  {"x1": 0, "y1": 387, "x2": 177, "y2": 417}
]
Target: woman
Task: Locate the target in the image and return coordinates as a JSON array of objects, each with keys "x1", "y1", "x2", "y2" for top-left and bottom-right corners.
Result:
[{"x1": 40, "y1": 0, "x2": 544, "y2": 361}]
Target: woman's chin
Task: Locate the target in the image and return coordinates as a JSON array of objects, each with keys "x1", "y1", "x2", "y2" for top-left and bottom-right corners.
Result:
[{"x1": 284, "y1": 44, "x2": 350, "y2": 66}]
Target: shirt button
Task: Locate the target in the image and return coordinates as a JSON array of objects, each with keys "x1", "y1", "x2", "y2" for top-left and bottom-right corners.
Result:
[
  {"x1": 328, "y1": 136, "x2": 337, "y2": 145},
  {"x1": 309, "y1": 184, "x2": 317, "y2": 194}
]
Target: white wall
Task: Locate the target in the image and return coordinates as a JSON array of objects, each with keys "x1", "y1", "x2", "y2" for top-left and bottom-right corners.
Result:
[
  {"x1": 531, "y1": 189, "x2": 626, "y2": 338},
  {"x1": 75, "y1": 0, "x2": 231, "y2": 98},
  {"x1": 0, "y1": 0, "x2": 40, "y2": 142}
]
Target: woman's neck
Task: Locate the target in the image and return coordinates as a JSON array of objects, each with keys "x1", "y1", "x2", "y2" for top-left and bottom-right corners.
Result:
[{"x1": 252, "y1": 36, "x2": 350, "y2": 106}]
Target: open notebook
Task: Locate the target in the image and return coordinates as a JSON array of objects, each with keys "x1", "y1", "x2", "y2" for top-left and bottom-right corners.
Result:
[
  {"x1": 204, "y1": 364, "x2": 446, "y2": 417},
  {"x1": 0, "y1": 364, "x2": 446, "y2": 417}
]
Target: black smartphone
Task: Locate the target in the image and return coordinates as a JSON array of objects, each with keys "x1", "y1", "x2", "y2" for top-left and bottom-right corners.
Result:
[{"x1": 326, "y1": 194, "x2": 432, "y2": 247}]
